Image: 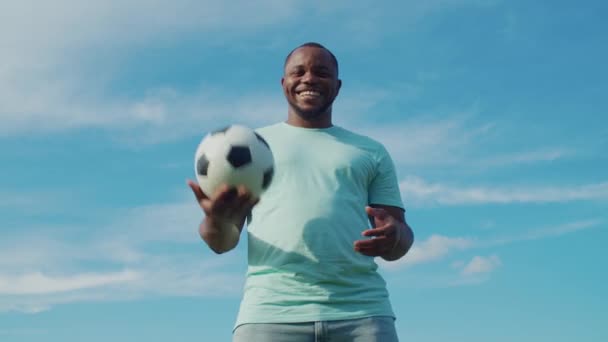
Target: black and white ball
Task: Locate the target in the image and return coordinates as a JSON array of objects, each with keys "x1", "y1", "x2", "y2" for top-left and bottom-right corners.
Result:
[{"x1": 194, "y1": 125, "x2": 274, "y2": 198}]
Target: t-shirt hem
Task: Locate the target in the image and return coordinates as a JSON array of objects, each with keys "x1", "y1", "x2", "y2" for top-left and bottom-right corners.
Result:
[{"x1": 233, "y1": 311, "x2": 396, "y2": 331}]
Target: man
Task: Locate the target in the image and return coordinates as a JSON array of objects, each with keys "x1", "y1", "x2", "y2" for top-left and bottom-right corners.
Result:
[{"x1": 187, "y1": 42, "x2": 414, "y2": 341}]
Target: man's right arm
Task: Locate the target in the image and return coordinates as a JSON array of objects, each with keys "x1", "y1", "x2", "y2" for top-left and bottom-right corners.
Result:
[
  {"x1": 188, "y1": 180, "x2": 258, "y2": 254},
  {"x1": 199, "y1": 214, "x2": 247, "y2": 254}
]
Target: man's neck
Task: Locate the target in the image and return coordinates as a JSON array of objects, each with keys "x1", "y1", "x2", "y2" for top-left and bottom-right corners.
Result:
[{"x1": 286, "y1": 110, "x2": 332, "y2": 129}]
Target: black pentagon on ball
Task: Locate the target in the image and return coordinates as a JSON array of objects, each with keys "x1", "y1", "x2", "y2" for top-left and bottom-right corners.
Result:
[
  {"x1": 254, "y1": 132, "x2": 270, "y2": 149},
  {"x1": 262, "y1": 167, "x2": 274, "y2": 189},
  {"x1": 227, "y1": 145, "x2": 252, "y2": 168},
  {"x1": 197, "y1": 154, "x2": 210, "y2": 176}
]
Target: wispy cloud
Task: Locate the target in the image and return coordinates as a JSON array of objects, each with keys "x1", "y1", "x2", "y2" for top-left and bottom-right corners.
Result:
[
  {"x1": 0, "y1": 255, "x2": 245, "y2": 314},
  {"x1": 0, "y1": 190, "x2": 75, "y2": 215},
  {"x1": 0, "y1": 194, "x2": 245, "y2": 313},
  {"x1": 437, "y1": 255, "x2": 502, "y2": 287},
  {"x1": 2, "y1": 185, "x2": 602, "y2": 311},
  {"x1": 460, "y1": 255, "x2": 501, "y2": 276},
  {"x1": 400, "y1": 176, "x2": 608, "y2": 206},
  {"x1": 101, "y1": 88, "x2": 287, "y2": 145},
  {"x1": 0, "y1": 270, "x2": 138, "y2": 295},
  {"x1": 0, "y1": 81, "x2": 286, "y2": 142},
  {"x1": 350, "y1": 109, "x2": 583, "y2": 175},
  {"x1": 1, "y1": 202, "x2": 602, "y2": 311},
  {"x1": 0, "y1": 0, "x2": 501, "y2": 139},
  {"x1": 357, "y1": 113, "x2": 494, "y2": 168},
  {"x1": 380, "y1": 219, "x2": 602, "y2": 271},
  {"x1": 481, "y1": 148, "x2": 575, "y2": 167},
  {"x1": 381, "y1": 235, "x2": 475, "y2": 271},
  {"x1": 486, "y1": 219, "x2": 602, "y2": 246},
  {"x1": 0, "y1": 329, "x2": 47, "y2": 336},
  {"x1": 0, "y1": 0, "x2": 306, "y2": 138}
]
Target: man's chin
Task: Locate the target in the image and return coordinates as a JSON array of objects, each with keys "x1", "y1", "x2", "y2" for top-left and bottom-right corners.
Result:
[{"x1": 293, "y1": 104, "x2": 331, "y2": 119}]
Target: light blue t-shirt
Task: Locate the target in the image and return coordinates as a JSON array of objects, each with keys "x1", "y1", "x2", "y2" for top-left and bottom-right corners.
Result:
[{"x1": 235, "y1": 122, "x2": 404, "y2": 328}]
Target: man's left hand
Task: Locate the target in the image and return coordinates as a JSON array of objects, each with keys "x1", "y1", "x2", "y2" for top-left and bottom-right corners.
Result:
[{"x1": 354, "y1": 206, "x2": 403, "y2": 257}]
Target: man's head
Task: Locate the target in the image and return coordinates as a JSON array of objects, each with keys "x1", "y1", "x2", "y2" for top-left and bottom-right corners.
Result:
[{"x1": 282, "y1": 42, "x2": 342, "y2": 127}]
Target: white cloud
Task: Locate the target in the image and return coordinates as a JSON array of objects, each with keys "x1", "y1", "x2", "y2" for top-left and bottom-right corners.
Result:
[
  {"x1": 481, "y1": 148, "x2": 574, "y2": 166},
  {"x1": 0, "y1": 236, "x2": 88, "y2": 274},
  {"x1": 0, "y1": 0, "x2": 502, "y2": 139},
  {"x1": 0, "y1": 0, "x2": 305, "y2": 137},
  {"x1": 0, "y1": 194, "x2": 247, "y2": 313},
  {"x1": 438, "y1": 254, "x2": 502, "y2": 287},
  {"x1": 1, "y1": 0, "x2": 303, "y2": 58},
  {"x1": 404, "y1": 235, "x2": 474, "y2": 265},
  {"x1": 0, "y1": 80, "x2": 287, "y2": 142},
  {"x1": 400, "y1": 176, "x2": 608, "y2": 206},
  {"x1": 105, "y1": 199, "x2": 205, "y2": 244},
  {"x1": 380, "y1": 219, "x2": 602, "y2": 272},
  {"x1": 0, "y1": 191, "x2": 74, "y2": 215},
  {"x1": 1, "y1": 192, "x2": 602, "y2": 312},
  {"x1": 379, "y1": 234, "x2": 475, "y2": 270},
  {"x1": 0, "y1": 254, "x2": 245, "y2": 313},
  {"x1": 0, "y1": 329, "x2": 47, "y2": 336},
  {"x1": 0, "y1": 270, "x2": 138, "y2": 295},
  {"x1": 487, "y1": 219, "x2": 602, "y2": 246},
  {"x1": 460, "y1": 255, "x2": 501, "y2": 275},
  {"x1": 125, "y1": 257, "x2": 245, "y2": 297},
  {"x1": 346, "y1": 110, "x2": 581, "y2": 173},
  {"x1": 357, "y1": 113, "x2": 493, "y2": 168}
]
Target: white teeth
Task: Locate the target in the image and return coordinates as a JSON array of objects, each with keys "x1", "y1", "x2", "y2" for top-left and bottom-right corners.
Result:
[{"x1": 299, "y1": 90, "x2": 320, "y2": 96}]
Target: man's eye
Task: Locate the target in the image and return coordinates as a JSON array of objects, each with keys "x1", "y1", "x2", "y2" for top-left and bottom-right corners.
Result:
[{"x1": 313, "y1": 69, "x2": 331, "y2": 77}]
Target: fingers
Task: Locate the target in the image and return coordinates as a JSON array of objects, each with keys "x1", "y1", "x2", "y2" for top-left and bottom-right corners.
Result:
[
  {"x1": 355, "y1": 224, "x2": 399, "y2": 257},
  {"x1": 240, "y1": 187, "x2": 260, "y2": 214},
  {"x1": 187, "y1": 179, "x2": 208, "y2": 202},
  {"x1": 213, "y1": 184, "x2": 238, "y2": 205},
  {"x1": 216, "y1": 185, "x2": 256, "y2": 209},
  {"x1": 199, "y1": 184, "x2": 259, "y2": 219},
  {"x1": 353, "y1": 236, "x2": 393, "y2": 256},
  {"x1": 362, "y1": 226, "x2": 389, "y2": 237},
  {"x1": 233, "y1": 185, "x2": 260, "y2": 215},
  {"x1": 366, "y1": 206, "x2": 388, "y2": 220}
]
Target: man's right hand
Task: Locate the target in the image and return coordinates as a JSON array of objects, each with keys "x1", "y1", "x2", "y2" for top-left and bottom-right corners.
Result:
[{"x1": 187, "y1": 180, "x2": 259, "y2": 253}]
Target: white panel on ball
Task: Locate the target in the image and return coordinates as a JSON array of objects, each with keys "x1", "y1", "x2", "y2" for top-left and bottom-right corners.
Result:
[{"x1": 194, "y1": 124, "x2": 275, "y2": 198}]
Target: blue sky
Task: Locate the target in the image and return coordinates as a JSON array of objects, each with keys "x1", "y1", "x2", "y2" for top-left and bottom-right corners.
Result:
[{"x1": 1, "y1": 0, "x2": 607, "y2": 341}]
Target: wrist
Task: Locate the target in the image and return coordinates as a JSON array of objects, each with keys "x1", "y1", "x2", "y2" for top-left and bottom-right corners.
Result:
[
  {"x1": 200, "y1": 218, "x2": 240, "y2": 254},
  {"x1": 204, "y1": 215, "x2": 237, "y2": 231},
  {"x1": 391, "y1": 223, "x2": 404, "y2": 250},
  {"x1": 382, "y1": 223, "x2": 409, "y2": 261}
]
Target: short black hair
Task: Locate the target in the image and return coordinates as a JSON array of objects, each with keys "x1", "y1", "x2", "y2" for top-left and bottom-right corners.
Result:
[{"x1": 284, "y1": 42, "x2": 339, "y2": 75}]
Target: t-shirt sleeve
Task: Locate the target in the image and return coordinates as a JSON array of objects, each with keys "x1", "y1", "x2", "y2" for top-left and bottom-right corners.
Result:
[{"x1": 368, "y1": 144, "x2": 405, "y2": 210}]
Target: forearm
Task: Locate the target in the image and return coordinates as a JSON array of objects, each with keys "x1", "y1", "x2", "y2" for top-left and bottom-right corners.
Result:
[
  {"x1": 381, "y1": 222, "x2": 414, "y2": 261},
  {"x1": 199, "y1": 216, "x2": 243, "y2": 254}
]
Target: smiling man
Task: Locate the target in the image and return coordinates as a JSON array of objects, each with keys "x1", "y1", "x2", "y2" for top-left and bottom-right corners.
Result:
[
  {"x1": 188, "y1": 42, "x2": 414, "y2": 341},
  {"x1": 281, "y1": 43, "x2": 341, "y2": 128}
]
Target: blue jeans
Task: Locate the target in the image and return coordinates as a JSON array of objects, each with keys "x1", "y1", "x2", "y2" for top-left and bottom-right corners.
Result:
[{"x1": 232, "y1": 316, "x2": 399, "y2": 342}]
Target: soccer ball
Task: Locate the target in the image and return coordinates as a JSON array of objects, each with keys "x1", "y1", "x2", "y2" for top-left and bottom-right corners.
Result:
[{"x1": 194, "y1": 124, "x2": 275, "y2": 198}]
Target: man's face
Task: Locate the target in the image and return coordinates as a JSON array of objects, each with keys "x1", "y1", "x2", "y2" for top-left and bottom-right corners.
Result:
[{"x1": 282, "y1": 46, "x2": 341, "y2": 120}]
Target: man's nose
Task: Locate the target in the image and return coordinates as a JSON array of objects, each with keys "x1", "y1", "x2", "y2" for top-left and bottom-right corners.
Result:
[{"x1": 301, "y1": 71, "x2": 318, "y2": 83}]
